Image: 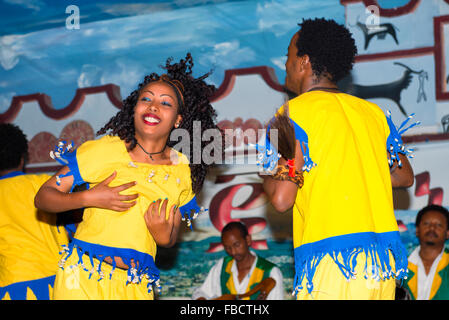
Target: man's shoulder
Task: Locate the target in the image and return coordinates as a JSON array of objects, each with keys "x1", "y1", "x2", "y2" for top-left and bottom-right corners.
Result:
[
  {"x1": 438, "y1": 248, "x2": 449, "y2": 271},
  {"x1": 0, "y1": 172, "x2": 51, "y2": 189},
  {"x1": 212, "y1": 257, "x2": 226, "y2": 270},
  {"x1": 288, "y1": 91, "x2": 379, "y2": 108}
]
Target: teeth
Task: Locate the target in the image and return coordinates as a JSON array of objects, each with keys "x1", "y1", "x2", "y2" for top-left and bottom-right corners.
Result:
[{"x1": 145, "y1": 116, "x2": 160, "y2": 123}]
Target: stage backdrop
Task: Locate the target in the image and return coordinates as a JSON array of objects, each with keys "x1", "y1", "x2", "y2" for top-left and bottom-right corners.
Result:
[{"x1": 1, "y1": 0, "x2": 448, "y2": 299}]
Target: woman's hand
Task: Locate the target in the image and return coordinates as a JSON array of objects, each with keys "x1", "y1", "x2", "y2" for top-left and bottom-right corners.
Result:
[
  {"x1": 36, "y1": 167, "x2": 136, "y2": 213},
  {"x1": 85, "y1": 171, "x2": 138, "y2": 211},
  {"x1": 144, "y1": 198, "x2": 181, "y2": 247}
]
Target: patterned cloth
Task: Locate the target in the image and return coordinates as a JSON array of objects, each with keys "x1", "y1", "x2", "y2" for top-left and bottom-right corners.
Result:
[
  {"x1": 191, "y1": 251, "x2": 284, "y2": 300},
  {"x1": 404, "y1": 247, "x2": 449, "y2": 300},
  {"x1": 220, "y1": 254, "x2": 277, "y2": 300}
]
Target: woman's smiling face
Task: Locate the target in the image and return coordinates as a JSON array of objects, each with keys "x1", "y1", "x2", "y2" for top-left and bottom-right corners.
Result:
[{"x1": 134, "y1": 81, "x2": 182, "y2": 140}]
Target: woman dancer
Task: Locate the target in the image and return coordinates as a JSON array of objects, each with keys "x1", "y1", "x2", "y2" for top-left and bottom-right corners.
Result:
[{"x1": 35, "y1": 54, "x2": 222, "y2": 300}]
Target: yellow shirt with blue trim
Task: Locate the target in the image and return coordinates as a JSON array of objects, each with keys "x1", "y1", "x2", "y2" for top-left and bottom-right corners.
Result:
[
  {"x1": 277, "y1": 91, "x2": 408, "y2": 295},
  {"x1": 0, "y1": 172, "x2": 69, "y2": 300}
]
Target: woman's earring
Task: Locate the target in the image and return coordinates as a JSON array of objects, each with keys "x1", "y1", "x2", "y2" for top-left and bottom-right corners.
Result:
[{"x1": 175, "y1": 123, "x2": 180, "y2": 128}]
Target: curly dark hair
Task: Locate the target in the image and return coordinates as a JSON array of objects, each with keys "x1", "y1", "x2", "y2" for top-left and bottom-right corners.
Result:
[
  {"x1": 0, "y1": 123, "x2": 28, "y2": 172},
  {"x1": 97, "y1": 53, "x2": 223, "y2": 194},
  {"x1": 296, "y1": 18, "x2": 357, "y2": 83}
]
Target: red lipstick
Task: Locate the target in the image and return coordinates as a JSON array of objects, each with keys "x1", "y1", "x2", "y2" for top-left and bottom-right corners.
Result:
[{"x1": 142, "y1": 113, "x2": 161, "y2": 126}]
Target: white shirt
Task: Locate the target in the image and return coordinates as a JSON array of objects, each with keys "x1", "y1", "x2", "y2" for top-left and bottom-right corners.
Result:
[
  {"x1": 191, "y1": 251, "x2": 284, "y2": 300},
  {"x1": 408, "y1": 246, "x2": 445, "y2": 300}
]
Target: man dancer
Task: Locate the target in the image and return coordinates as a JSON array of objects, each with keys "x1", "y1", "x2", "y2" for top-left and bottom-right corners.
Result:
[{"x1": 260, "y1": 18, "x2": 415, "y2": 300}]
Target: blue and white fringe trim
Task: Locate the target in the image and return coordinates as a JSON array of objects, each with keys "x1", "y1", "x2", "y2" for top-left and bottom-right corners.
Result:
[
  {"x1": 179, "y1": 196, "x2": 207, "y2": 230},
  {"x1": 292, "y1": 231, "x2": 409, "y2": 296},
  {"x1": 58, "y1": 239, "x2": 161, "y2": 294},
  {"x1": 251, "y1": 134, "x2": 282, "y2": 174},
  {"x1": 386, "y1": 111, "x2": 420, "y2": 167},
  {"x1": 50, "y1": 140, "x2": 88, "y2": 192},
  {"x1": 289, "y1": 119, "x2": 317, "y2": 172},
  {"x1": 0, "y1": 275, "x2": 56, "y2": 300},
  {"x1": 251, "y1": 117, "x2": 317, "y2": 174}
]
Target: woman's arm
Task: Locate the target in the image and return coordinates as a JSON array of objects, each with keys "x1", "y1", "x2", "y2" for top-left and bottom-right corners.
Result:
[
  {"x1": 262, "y1": 171, "x2": 298, "y2": 213},
  {"x1": 262, "y1": 140, "x2": 303, "y2": 213},
  {"x1": 144, "y1": 198, "x2": 182, "y2": 247},
  {"x1": 35, "y1": 166, "x2": 138, "y2": 213}
]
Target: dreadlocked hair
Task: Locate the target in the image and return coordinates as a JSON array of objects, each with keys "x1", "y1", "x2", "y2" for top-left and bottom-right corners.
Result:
[
  {"x1": 267, "y1": 105, "x2": 296, "y2": 160},
  {"x1": 97, "y1": 53, "x2": 223, "y2": 194}
]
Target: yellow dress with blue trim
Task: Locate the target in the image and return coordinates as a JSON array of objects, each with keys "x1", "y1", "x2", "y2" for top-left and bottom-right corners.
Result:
[
  {"x1": 0, "y1": 172, "x2": 69, "y2": 300},
  {"x1": 256, "y1": 91, "x2": 416, "y2": 299},
  {"x1": 51, "y1": 135, "x2": 203, "y2": 300}
]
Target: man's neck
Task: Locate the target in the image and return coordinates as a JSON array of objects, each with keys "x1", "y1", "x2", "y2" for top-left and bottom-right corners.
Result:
[
  {"x1": 236, "y1": 252, "x2": 255, "y2": 271},
  {"x1": 419, "y1": 243, "x2": 444, "y2": 260},
  {"x1": 419, "y1": 244, "x2": 445, "y2": 274},
  {"x1": 235, "y1": 253, "x2": 256, "y2": 282},
  {"x1": 301, "y1": 76, "x2": 338, "y2": 94}
]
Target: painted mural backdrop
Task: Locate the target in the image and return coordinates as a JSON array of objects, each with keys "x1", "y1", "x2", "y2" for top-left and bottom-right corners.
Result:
[{"x1": 1, "y1": 0, "x2": 449, "y2": 299}]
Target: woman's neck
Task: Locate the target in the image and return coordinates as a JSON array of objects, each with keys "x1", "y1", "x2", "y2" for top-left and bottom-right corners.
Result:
[{"x1": 128, "y1": 137, "x2": 171, "y2": 164}]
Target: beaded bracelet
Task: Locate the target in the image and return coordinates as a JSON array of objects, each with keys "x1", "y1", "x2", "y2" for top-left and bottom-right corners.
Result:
[{"x1": 272, "y1": 164, "x2": 304, "y2": 188}]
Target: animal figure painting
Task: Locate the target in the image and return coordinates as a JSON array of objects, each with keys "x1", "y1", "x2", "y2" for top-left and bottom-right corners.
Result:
[
  {"x1": 344, "y1": 62, "x2": 427, "y2": 117},
  {"x1": 355, "y1": 21, "x2": 400, "y2": 50}
]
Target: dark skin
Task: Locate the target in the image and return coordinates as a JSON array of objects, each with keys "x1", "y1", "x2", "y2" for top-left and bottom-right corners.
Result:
[
  {"x1": 263, "y1": 31, "x2": 414, "y2": 213},
  {"x1": 222, "y1": 229, "x2": 256, "y2": 283},
  {"x1": 34, "y1": 81, "x2": 183, "y2": 270},
  {"x1": 0, "y1": 157, "x2": 25, "y2": 177},
  {"x1": 197, "y1": 228, "x2": 271, "y2": 300},
  {"x1": 416, "y1": 211, "x2": 449, "y2": 274}
]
